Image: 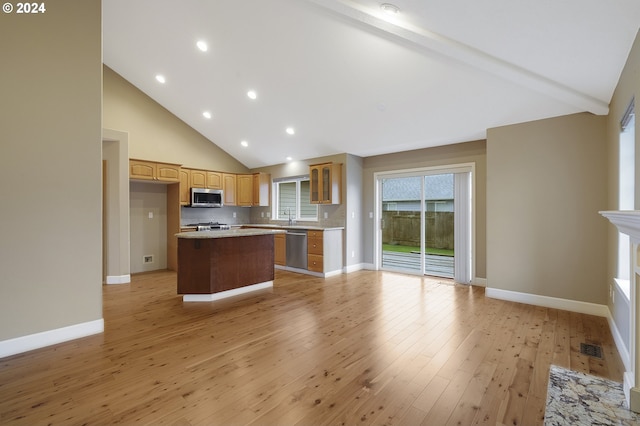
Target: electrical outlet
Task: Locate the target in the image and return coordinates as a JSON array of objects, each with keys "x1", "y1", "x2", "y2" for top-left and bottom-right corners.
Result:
[
  {"x1": 324, "y1": 212, "x2": 328, "y2": 219},
  {"x1": 148, "y1": 211, "x2": 153, "y2": 219},
  {"x1": 233, "y1": 212, "x2": 236, "y2": 218},
  {"x1": 369, "y1": 212, "x2": 373, "y2": 219},
  {"x1": 261, "y1": 212, "x2": 264, "y2": 218}
]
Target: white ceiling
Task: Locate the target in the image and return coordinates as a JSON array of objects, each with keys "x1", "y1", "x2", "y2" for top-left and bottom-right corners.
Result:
[{"x1": 103, "y1": 0, "x2": 640, "y2": 169}]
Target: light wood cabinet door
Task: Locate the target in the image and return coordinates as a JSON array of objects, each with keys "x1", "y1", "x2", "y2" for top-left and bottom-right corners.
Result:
[
  {"x1": 308, "y1": 254, "x2": 324, "y2": 272},
  {"x1": 207, "y1": 172, "x2": 222, "y2": 189},
  {"x1": 179, "y1": 169, "x2": 190, "y2": 205},
  {"x1": 129, "y1": 160, "x2": 156, "y2": 180},
  {"x1": 237, "y1": 174, "x2": 254, "y2": 206},
  {"x1": 253, "y1": 173, "x2": 270, "y2": 206},
  {"x1": 189, "y1": 169, "x2": 207, "y2": 188},
  {"x1": 155, "y1": 162, "x2": 180, "y2": 182},
  {"x1": 130, "y1": 159, "x2": 180, "y2": 182},
  {"x1": 309, "y1": 163, "x2": 341, "y2": 204},
  {"x1": 223, "y1": 173, "x2": 236, "y2": 206},
  {"x1": 308, "y1": 235, "x2": 323, "y2": 255},
  {"x1": 274, "y1": 233, "x2": 286, "y2": 266}
]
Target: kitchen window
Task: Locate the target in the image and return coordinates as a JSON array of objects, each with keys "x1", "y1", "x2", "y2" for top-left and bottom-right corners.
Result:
[{"x1": 273, "y1": 177, "x2": 318, "y2": 221}]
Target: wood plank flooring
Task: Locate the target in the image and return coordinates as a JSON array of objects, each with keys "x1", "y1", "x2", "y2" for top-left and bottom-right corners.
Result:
[{"x1": 0, "y1": 270, "x2": 624, "y2": 425}]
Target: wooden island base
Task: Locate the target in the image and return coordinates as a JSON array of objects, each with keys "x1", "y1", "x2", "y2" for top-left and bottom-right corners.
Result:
[{"x1": 177, "y1": 231, "x2": 280, "y2": 302}]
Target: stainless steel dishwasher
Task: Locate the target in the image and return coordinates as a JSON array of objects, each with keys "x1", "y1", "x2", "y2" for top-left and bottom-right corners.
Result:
[{"x1": 286, "y1": 231, "x2": 308, "y2": 269}]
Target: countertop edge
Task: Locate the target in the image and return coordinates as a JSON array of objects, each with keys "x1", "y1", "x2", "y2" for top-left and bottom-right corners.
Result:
[{"x1": 176, "y1": 229, "x2": 286, "y2": 239}]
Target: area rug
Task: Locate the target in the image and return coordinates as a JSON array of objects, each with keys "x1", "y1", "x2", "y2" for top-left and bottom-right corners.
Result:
[{"x1": 544, "y1": 365, "x2": 640, "y2": 425}]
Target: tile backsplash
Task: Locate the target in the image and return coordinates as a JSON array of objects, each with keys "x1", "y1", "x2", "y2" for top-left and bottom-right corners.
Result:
[{"x1": 180, "y1": 206, "x2": 251, "y2": 226}]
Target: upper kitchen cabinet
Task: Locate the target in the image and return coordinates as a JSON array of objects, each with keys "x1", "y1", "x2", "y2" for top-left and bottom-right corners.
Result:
[
  {"x1": 207, "y1": 172, "x2": 222, "y2": 190},
  {"x1": 223, "y1": 173, "x2": 236, "y2": 206},
  {"x1": 179, "y1": 168, "x2": 190, "y2": 205},
  {"x1": 253, "y1": 173, "x2": 271, "y2": 207},
  {"x1": 188, "y1": 169, "x2": 207, "y2": 188},
  {"x1": 130, "y1": 159, "x2": 180, "y2": 183},
  {"x1": 309, "y1": 163, "x2": 341, "y2": 204},
  {"x1": 188, "y1": 169, "x2": 222, "y2": 190},
  {"x1": 237, "y1": 174, "x2": 254, "y2": 207}
]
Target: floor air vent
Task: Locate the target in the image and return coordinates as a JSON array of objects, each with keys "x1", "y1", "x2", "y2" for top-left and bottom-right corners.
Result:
[{"x1": 580, "y1": 343, "x2": 603, "y2": 359}]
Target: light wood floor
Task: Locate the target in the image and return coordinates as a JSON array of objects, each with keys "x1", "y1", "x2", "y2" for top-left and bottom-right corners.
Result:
[{"x1": 0, "y1": 270, "x2": 624, "y2": 425}]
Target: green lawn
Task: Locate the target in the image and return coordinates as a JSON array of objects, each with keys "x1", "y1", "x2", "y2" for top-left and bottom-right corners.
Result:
[{"x1": 383, "y1": 244, "x2": 453, "y2": 257}]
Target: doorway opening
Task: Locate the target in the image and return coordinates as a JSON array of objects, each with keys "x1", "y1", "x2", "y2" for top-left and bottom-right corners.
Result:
[{"x1": 375, "y1": 164, "x2": 473, "y2": 283}]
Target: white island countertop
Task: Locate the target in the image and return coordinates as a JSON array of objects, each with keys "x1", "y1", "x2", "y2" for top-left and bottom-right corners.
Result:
[{"x1": 176, "y1": 228, "x2": 286, "y2": 239}]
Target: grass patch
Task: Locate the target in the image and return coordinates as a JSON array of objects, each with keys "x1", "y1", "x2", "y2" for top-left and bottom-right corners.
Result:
[{"x1": 383, "y1": 244, "x2": 453, "y2": 257}]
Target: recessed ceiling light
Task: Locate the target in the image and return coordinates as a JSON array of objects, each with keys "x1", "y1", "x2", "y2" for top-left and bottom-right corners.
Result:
[
  {"x1": 286, "y1": 156, "x2": 293, "y2": 161},
  {"x1": 202, "y1": 111, "x2": 212, "y2": 119},
  {"x1": 286, "y1": 127, "x2": 295, "y2": 135},
  {"x1": 247, "y1": 90, "x2": 257, "y2": 100},
  {"x1": 241, "y1": 140, "x2": 249, "y2": 147},
  {"x1": 196, "y1": 40, "x2": 208, "y2": 52},
  {"x1": 380, "y1": 3, "x2": 400, "y2": 14},
  {"x1": 155, "y1": 74, "x2": 166, "y2": 84}
]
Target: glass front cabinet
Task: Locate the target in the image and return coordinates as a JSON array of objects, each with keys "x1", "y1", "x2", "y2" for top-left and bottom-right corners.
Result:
[{"x1": 309, "y1": 162, "x2": 341, "y2": 204}]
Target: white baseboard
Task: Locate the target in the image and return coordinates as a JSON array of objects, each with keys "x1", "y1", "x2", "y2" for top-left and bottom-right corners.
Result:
[
  {"x1": 473, "y1": 277, "x2": 487, "y2": 287},
  {"x1": 0, "y1": 319, "x2": 104, "y2": 359},
  {"x1": 344, "y1": 263, "x2": 365, "y2": 273},
  {"x1": 362, "y1": 263, "x2": 376, "y2": 271},
  {"x1": 606, "y1": 311, "x2": 632, "y2": 371},
  {"x1": 106, "y1": 274, "x2": 131, "y2": 284},
  {"x1": 183, "y1": 281, "x2": 272, "y2": 302},
  {"x1": 485, "y1": 287, "x2": 609, "y2": 317}
]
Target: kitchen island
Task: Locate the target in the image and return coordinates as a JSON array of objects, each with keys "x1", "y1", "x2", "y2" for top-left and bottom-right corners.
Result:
[{"x1": 176, "y1": 228, "x2": 285, "y2": 302}]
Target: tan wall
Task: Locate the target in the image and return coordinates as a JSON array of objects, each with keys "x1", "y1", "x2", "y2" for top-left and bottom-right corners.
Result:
[
  {"x1": 362, "y1": 140, "x2": 487, "y2": 278},
  {"x1": 486, "y1": 113, "x2": 608, "y2": 304},
  {"x1": 129, "y1": 182, "x2": 168, "y2": 273},
  {"x1": 0, "y1": 0, "x2": 103, "y2": 340},
  {"x1": 103, "y1": 66, "x2": 249, "y2": 173}
]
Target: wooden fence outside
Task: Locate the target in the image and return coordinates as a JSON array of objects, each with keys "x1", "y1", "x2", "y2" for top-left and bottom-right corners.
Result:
[{"x1": 382, "y1": 211, "x2": 454, "y2": 250}]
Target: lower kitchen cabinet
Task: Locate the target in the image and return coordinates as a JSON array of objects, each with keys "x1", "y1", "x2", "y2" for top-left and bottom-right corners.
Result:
[
  {"x1": 274, "y1": 233, "x2": 286, "y2": 266},
  {"x1": 307, "y1": 229, "x2": 342, "y2": 276}
]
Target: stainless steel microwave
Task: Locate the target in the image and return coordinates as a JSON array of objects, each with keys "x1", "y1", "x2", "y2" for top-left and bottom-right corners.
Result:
[{"x1": 190, "y1": 188, "x2": 223, "y2": 207}]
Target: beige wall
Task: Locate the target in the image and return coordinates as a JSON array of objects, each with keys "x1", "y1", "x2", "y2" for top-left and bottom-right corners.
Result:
[
  {"x1": 0, "y1": 0, "x2": 103, "y2": 340},
  {"x1": 129, "y1": 182, "x2": 168, "y2": 273},
  {"x1": 362, "y1": 140, "x2": 487, "y2": 278},
  {"x1": 486, "y1": 113, "x2": 608, "y2": 304},
  {"x1": 103, "y1": 66, "x2": 249, "y2": 173}
]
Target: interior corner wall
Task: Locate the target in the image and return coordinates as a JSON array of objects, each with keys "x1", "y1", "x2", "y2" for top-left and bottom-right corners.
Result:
[
  {"x1": 345, "y1": 154, "x2": 364, "y2": 269},
  {"x1": 0, "y1": 0, "x2": 103, "y2": 341},
  {"x1": 102, "y1": 65, "x2": 249, "y2": 173},
  {"x1": 486, "y1": 112, "x2": 608, "y2": 304}
]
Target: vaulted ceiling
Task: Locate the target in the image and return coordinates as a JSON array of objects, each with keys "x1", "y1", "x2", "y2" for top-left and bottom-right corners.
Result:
[{"x1": 103, "y1": 0, "x2": 640, "y2": 168}]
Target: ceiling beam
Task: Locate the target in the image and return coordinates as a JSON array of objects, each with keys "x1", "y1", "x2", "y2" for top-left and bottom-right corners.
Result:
[{"x1": 306, "y1": 0, "x2": 609, "y2": 115}]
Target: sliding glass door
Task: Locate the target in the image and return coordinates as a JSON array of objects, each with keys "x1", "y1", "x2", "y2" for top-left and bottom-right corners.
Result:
[{"x1": 377, "y1": 165, "x2": 472, "y2": 283}]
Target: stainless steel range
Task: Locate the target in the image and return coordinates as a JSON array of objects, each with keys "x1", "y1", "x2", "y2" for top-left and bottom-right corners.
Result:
[{"x1": 187, "y1": 222, "x2": 230, "y2": 231}]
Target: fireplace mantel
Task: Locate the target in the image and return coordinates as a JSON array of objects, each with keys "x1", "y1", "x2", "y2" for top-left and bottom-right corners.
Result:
[
  {"x1": 600, "y1": 211, "x2": 640, "y2": 242},
  {"x1": 600, "y1": 210, "x2": 640, "y2": 412}
]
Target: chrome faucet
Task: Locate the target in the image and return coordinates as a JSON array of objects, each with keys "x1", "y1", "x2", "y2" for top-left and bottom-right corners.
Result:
[{"x1": 287, "y1": 207, "x2": 295, "y2": 226}]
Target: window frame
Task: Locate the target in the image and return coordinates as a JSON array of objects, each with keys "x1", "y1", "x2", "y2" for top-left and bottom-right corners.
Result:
[{"x1": 272, "y1": 175, "x2": 318, "y2": 222}]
